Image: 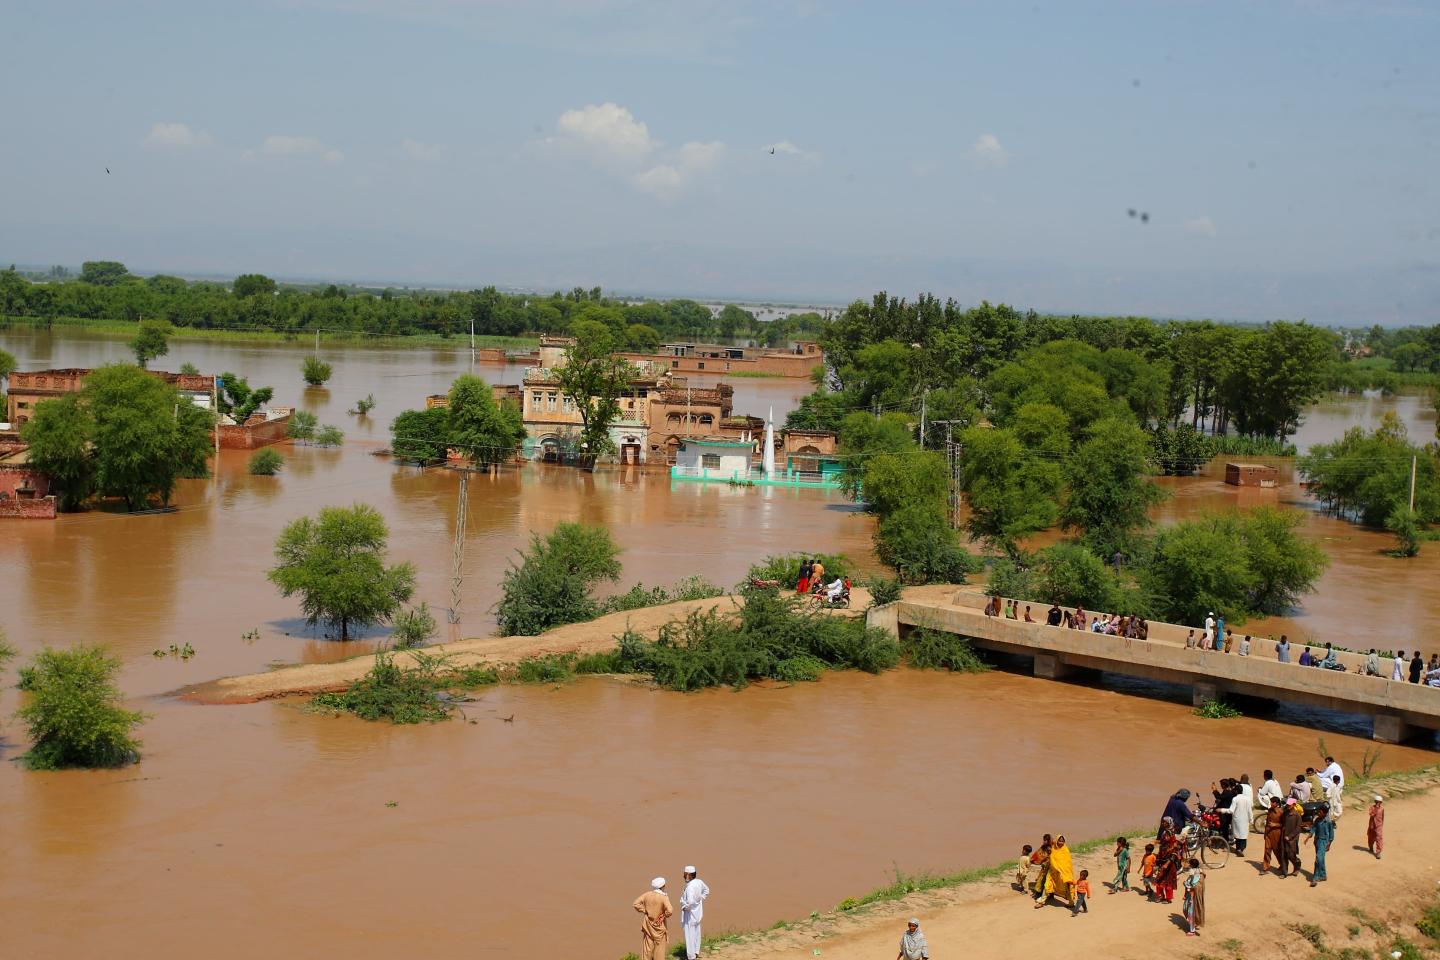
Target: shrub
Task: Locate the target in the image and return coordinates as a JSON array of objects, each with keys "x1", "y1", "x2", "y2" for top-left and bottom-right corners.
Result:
[
  {"x1": 315, "y1": 425, "x2": 344, "y2": 447},
  {"x1": 1387, "y1": 504, "x2": 1423, "y2": 557},
  {"x1": 287, "y1": 409, "x2": 318, "y2": 441},
  {"x1": 353, "y1": 394, "x2": 376, "y2": 415},
  {"x1": 1194, "y1": 698, "x2": 1243, "y2": 719},
  {"x1": 391, "y1": 602, "x2": 438, "y2": 648},
  {"x1": 600, "y1": 577, "x2": 724, "y2": 614},
  {"x1": 513, "y1": 653, "x2": 576, "y2": 684},
  {"x1": 867, "y1": 576, "x2": 903, "y2": 607},
  {"x1": 302, "y1": 355, "x2": 333, "y2": 386},
  {"x1": 573, "y1": 650, "x2": 625, "y2": 674},
  {"x1": 248, "y1": 448, "x2": 284, "y2": 475},
  {"x1": 311, "y1": 651, "x2": 453, "y2": 724},
  {"x1": 903, "y1": 627, "x2": 988, "y2": 672},
  {"x1": 746, "y1": 553, "x2": 851, "y2": 588},
  {"x1": 16, "y1": 647, "x2": 146, "y2": 769},
  {"x1": 495, "y1": 523, "x2": 622, "y2": 636}
]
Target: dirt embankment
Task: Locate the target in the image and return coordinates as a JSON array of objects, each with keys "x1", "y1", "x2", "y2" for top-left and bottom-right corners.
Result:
[
  {"x1": 710, "y1": 768, "x2": 1440, "y2": 960},
  {"x1": 181, "y1": 584, "x2": 960, "y2": 705}
]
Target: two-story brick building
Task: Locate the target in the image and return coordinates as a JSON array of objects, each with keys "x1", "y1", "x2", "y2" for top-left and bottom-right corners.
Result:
[{"x1": 6, "y1": 368, "x2": 216, "y2": 427}]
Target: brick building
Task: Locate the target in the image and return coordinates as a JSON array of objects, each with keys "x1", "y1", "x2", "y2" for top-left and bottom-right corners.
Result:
[{"x1": 6, "y1": 368, "x2": 216, "y2": 427}]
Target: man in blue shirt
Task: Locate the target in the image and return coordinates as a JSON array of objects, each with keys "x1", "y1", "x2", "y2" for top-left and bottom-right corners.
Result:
[{"x1": 1306, "y1": 803, "x2": 1335, "y2": 887}]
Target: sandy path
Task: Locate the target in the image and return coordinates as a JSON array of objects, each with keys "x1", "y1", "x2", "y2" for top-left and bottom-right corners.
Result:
[
  {"x1": 712, "y1": 772, "x2": 1440, "y2": 960},
  {"x1": 182, "y1": 584, "x2": 959, "y2": 705}
]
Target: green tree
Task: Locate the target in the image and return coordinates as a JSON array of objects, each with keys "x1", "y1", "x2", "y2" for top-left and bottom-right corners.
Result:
[
  {"x1": 624, "y1": 323, "x2": 662, "y2": 352},
  {"x1": 446, "y1": 374, "x2": 525, "y2": 465},
  {"x1": 717, "y1": 304, "x2": 753, "y2": 338},
  {"x1": 391, "y1": 602, "x2": 438, "y2": 648},
  {"x1": 79, "y1": 260, "x2": 130, "y2": 285},
  {"x1": 20, "y1": 395, "x2": 95, "y2": 510},
  {"x1": 495, "y1": 522, "x2": 622, "y2": 636},
  {"x1": 81, "y1": 365, "x2": 209, "y2": 508},
  {"x1": 301, "y1": 356, "x2": 333, "y2": 386},
  {"x1": 248, "y1": 448, "x2": 284, "y2": 475},
  {"x1": 315, "y1": 424, "x2": 344, "y2": 447},
  {"x1": 267, "y1": 504, "x2": 417, "y2": 640},
  {"x1": 232, "y1": 273, "x2": 277, "y2": 298},
  {"x1": 16, "y1": 647, "x2": 145, "y2": 770},
  {"x1": 128, "y1": 319, "x2": 172, "y2": 368},
  {"x1": 784, "y1": 387, "x2": 848, "y2": 433},
  {"x1": 0, "y1": 347, "x2": 15, "y2": 380},
  {"x1": 1386, "y1": 504, "x2": 1423, "y2": 557},
  {"x1": 390, "y1": 407, "x2": 451, "y2": 463},
  {"x1": 958, "y1": 426, "x2": 1062, "y2": 556},
  {"x1": 860, "y1": 448, "x2": 949, "y2": 518},
  {"x1": 287, "y1": 409, "x2": 318, "y2": 441},
  {"x1": 552, "y1": 325, "x2": 633, "y2": 462},
  {"x1": 836, "y1": 411, "x2": 913, "y2": 500},
  {"x1": 217, "y1": 372, "x2": 274, "y2": 423},
  {"x1": 1142, "y1": 508, "x2": 1328, "y2": 624},
  {"x1": 1299, "y1": 413, "x2": 1439, "y2": 526},
  {"x1": 1060, "y1": 418, "x2": 1165, "y2": 557},
  {"x1": 873, "y1": 504, "x2": 981, "y2": 584}
]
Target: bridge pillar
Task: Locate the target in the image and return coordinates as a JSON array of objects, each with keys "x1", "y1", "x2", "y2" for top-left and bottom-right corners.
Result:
[
  {"x1": 1193, "y1": 682, "x2": 1220, "y2": 707},
  {"x1": 865, "y1": 603, "x2": 899, "y2": 638},
  {"x1": 1033, "y1": 654, "x2": 1073, "y2": 680},
  {"x1": 1373, "y1": 714, "x2": 1414, "y2": 744}
]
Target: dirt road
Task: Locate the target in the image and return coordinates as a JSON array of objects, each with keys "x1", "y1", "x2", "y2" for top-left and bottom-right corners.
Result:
[{"x1": 711, "y1": 772, "x2": 1440, "y2": 960}]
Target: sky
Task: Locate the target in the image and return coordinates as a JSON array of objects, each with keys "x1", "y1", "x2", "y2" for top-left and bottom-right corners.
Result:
[{"x1": 1, "y1": 0, "x2": 1437, "y2": 323}]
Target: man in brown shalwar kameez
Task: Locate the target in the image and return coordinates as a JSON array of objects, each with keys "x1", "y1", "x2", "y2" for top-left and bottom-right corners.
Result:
[
  {"x1": 1263, "y1": 797, "x2": 1284, "y2": 873},
  {"x1": 1280, "y1": 798, "x2": 1304, "y2": 877},
  {"x1": 633, "y1": 877, "x2": 674, "y2": 960}
]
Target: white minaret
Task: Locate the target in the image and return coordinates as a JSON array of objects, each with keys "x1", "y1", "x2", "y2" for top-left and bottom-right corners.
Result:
[{"x1": 762, "y1": 406, "x2": 776, "y2": 477}]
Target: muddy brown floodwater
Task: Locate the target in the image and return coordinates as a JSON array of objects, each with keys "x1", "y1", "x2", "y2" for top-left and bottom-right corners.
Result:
[{"x1": 1, "y1": 329, "x2": 1438, "y2": 957}]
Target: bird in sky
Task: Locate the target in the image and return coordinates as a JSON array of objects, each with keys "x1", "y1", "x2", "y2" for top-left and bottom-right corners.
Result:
[
  {"x1": 769, "y1": 146, "x2": 775, "y2": 155},
  {"x1": 105, "y1": 167, "x2": 110, "y2": 174},
  {"x1": 1140, "y1": 211, "x2": 1150, "y2": 223},
  {"x1": 1127, "y1": 208, "x2": 1136, "y2": 218}
]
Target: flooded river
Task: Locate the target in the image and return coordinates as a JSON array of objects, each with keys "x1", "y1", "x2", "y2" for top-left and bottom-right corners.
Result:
[{"x1": 1, "y1": 329, "x2": 1438, "y2": 956}]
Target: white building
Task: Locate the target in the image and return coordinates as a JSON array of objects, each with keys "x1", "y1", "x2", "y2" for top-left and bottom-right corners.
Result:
[{"x1": 672, "y1": 438, "x2": 754, "y2": 479}]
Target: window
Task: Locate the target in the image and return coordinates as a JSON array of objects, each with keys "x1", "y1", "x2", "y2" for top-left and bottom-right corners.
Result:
[
  {"x1": 698, "y1": 414, "x2": 713, "y2": 426},
  {"x1": 667, "y1": 413, "x2": 682, "y2": 424},
  {"x1": 564, "y1": 397, "x2": 575, "y2": 413},
  {"x1": 701, "y1": 454, "x2": 721, "y2": 469},
  {"x1": 671, "y1": 360, "x2": 678, "y2": 367},
  {"x1": 697, "y1": 362, "x2": 705, "y2": 370},
  {"x1": 531, "y1": 392, "x2": 542, "y2": 408},
  {"x1": 547, "y1": 392, "x2": 557, "y2": 411}
]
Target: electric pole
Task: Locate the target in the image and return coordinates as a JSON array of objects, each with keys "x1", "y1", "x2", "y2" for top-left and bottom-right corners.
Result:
[
  {"x1": 1410, "y1": 454, "x2": 1418, "y2": 512},
  {"x1": 932, "y1": 420, "x2": 965, "y2": 530},
  {"x1": 448, "y1": 468, "x2": 470, "y2": 625},
  {"x1": 919, "y1": 388, "x2": 928, "y2": 448}
]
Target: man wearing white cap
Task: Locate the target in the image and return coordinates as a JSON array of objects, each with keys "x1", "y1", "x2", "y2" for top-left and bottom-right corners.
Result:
[
  {"x1": 632, "y1": 877, "x2": 674, "y2": 960},
  {"x1": 680, "y1": 866, "x2": 710, "y2": 960}
]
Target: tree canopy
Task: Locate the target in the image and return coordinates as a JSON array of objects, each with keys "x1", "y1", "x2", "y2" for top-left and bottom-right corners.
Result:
[
  {"x1": 552, "y1": 327, "x2": 634, "y2": 460},
  {"x1": 128, "y1": 319, "x2": 171, "y2": 368},
  {"x1": 495, "y1": 522, "x2": 622, "y2": 636},
  {"x1": 446, "y1": 374, "x2": 525, "y2": 465},
  {"x1": 267, "y1": 503, "x2": 417, "y2": 640}
]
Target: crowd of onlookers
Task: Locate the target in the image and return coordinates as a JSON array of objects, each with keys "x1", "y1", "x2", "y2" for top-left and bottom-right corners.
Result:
[{"x1": 985, "y1": 594, "x2": 1440, "y2": 686}]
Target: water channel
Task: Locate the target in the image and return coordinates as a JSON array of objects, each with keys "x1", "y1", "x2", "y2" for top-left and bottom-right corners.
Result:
[{"x1": 1, "y1": 329, "x2": 1437, "y2": 956}]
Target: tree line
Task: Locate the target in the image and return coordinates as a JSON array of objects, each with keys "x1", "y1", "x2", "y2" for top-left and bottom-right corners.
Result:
[{"x1": 0, "y1": 262, "x2": 828, "y2": 347}]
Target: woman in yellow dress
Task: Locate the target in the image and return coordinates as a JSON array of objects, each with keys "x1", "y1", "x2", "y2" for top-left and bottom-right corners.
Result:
[{"x1": 1034, "y1": 835, "x2": 1075, "y2": 909}]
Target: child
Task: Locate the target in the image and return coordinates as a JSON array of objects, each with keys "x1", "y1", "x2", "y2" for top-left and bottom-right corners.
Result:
[
  {"x1": 1110, "y1": 837, "x2": 1130, "y2": 892},
  {"x1": 1072, "y1": 870, "x2": 1090, "y2": 915},
  {"x1": 1182, "y1": 859, "x2": 1205, "y2": 936},
  {"x1": 1140, "y1": 843, "x2": 1157, "y2": 899},
  {"x1": 1017, "y1": 844, "x2": 1034, "y2": 893}
]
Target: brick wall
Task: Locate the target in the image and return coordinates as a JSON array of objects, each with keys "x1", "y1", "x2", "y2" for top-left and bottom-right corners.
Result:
[
  {"x1": 217, "y1": 414, "x2": 293, "y2": 450},
  {"x1": 0, "y1": 496, "x2": 57, "y2": 519}
]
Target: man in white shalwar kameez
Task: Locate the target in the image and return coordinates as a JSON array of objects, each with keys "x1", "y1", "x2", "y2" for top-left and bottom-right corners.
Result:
[{"x1": 680, "y1": 865, "x2": 709, "y2": 960}]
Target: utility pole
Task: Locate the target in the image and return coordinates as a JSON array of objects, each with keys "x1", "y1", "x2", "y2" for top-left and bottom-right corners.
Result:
[
  {"x1": 469, "y1": 315, "x2": 476, "y2": 374},
  {"x1": 314, "y1": 329, "x2": 320, "y2": 357},
  {"x1": 1410, "y1": 454, "x2": 1418, "y2": 512},
  {"x1": 212, "y1": 375, "x2": 221, "y2": 478},
  {"x1": 932, "y1": 420, "x2": 964, "y2": 530},
  {"x1": 448, "y1": 468, "x2": 470, "y2": 625},
  {"x1": 919, "y1": 388, "x2": 928, "y2": 447}
]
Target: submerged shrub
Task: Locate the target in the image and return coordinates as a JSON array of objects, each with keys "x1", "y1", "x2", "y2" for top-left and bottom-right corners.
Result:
[
  {"x1": 248, "y1": 448, "x2": 284, "y2": 476},
  {"x1": 17, "y1": 647, "x2": 146, "y2": 770},
  {"x1": 1194, "y1": 698, "x2": 1243, "y2": 719},
  {"x1": 391, "y1": 602, "x2": 438, "y2": 649},
  {"x1": 311, "y1": 651, "x2": 458, "y2": 724},
  {"x1": 902, "y1": 627, "x2": 989, "y2": 673},
  {"x1": 495, "y1": 523, "x2": 623, "y2": 636}
]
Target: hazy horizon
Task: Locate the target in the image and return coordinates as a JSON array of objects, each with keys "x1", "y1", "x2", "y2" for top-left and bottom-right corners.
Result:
[{"x1": 3, "y1": 1, "x2": 1437, "y2": 325}]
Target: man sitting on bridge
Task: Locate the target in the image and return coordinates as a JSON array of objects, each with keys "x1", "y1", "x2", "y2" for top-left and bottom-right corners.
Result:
[{"x1": 1046, "y1": 604, "x2": 1062, "y2": 626}]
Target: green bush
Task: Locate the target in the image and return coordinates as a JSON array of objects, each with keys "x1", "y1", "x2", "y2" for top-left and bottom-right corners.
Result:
[
  {"x1": 248, "y1": 448, "x2": 284, "y2": 475},
  {"x1": 311, "y1": 651, "x2": 455, "y2": 724},
  {"x1": 600, "y1": 577, "x2": 724, "y2": 614},
  {"x1": 513, "y1": 653, "x2": 576, "y2": 684},
  {"x1": 16, "y1": 647, "x2": 146, "y2": 770},
  {"x1": 867, "y1": 576, "x2": 903, "y2": 607},
  {"x1": 573, "y1": 650, "x2": 625, "y2": 674},
  {"x1": 315, "y1": 425, "x2": 344, "y2": 447},
  {"x1": 903, "y1": 627, "x2": 988, "y2": 672},
  {"x1": 874, "y1": 504, "x2": 983, "y2": 584},
  {"x1": 1194, "y1": 698, "x2": 1243, "y2": 719},
  {"x1": 495, "y1": 523, "x2": 622, "y2": 636},
  {"x1": 287, "y1": 409, "x2": 318, "y2": 441},
  {"x1": 614, "y1": 588, "x2": 900, "y2": 691},
  {"x1": 1387, "y1": 504, "x2": 1423, "y2": 557},
  {"x1": 391, "y1": 602, "x2": 438, "y2": 648},
  {"x1": 302, "y1": 355, "x2": 333, "y2": 386}
]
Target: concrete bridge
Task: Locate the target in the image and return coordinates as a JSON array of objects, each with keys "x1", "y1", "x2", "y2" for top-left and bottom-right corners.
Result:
[{"x1": 868, "y1": 591, "x2": 1440, "y2": 743}]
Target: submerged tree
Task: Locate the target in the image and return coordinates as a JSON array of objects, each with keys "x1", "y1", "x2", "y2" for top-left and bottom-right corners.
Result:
[
  {"x1": 128, "y1": 319, "x2": 172, "y2": 368},
  {"x1": 446, "y1": 374, "x2": 525, "y2": 465},
  {"x1": 20, "y1": 394, "x2": 96, "y2": 510},
  {"x1": 17, "y1": 646, "x2": 146, "y2": 770},
  {"x1": 301, "y1": 355, "x2": 333, "y2": 386},
  {"x1": 268, "y1": 503, "x2": 417, "y2": 640},
  {"x1": 552, "y1": 322, "x2": 633, "y2": 462}
]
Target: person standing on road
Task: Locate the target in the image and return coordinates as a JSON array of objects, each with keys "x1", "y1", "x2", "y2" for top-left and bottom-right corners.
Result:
[
  {"x1": 1160, "y1": 788, "x2": 1194, "y2": 836},
  {"x1": 1394, "y1": 650, "x2": 1407, "y2": 680},
  {"x1": 1203, "y1": 612, "x2": 1215, "y2": 650},
  {"x1": 1262, "y1": 797, "x2": 1285, "y2": 873},
  {"x1": 1277, "y1": 635, "x2": 1292, "y2": 663},
  {"x1": 1367, "y1": 796, "x2": 1385, "y2": 859},
  {"x1": 1411, "y1": 652, "x2": 1426, "y2": 684},
  {"x1": 897, "y1": 918, "x2": 929, "y2": 960},
  {"x1": 1366, "y1": 649, "x2": 1381, "y2": 676},
  {"x1": 1182, "y1": 859, "x2": 1206, "y2": 936},
  {"x1": 1227, "y1": 779, "x2": 1252, "y2": 855},
  {"x1": 679, "y1": 866, "x2": 709, "y2": 960},
  {"x1": 1324, "y1": 775, "x2": 1344, "y2": 832},
  {"x1": 632, "y1": 878, "x2": 674, "y2": 960},
  {"x1": 1305, "y1": 803, "x2": 1335, "y2": 886},
  {"x1": 1280, "y1": 799, "x2": 1304, "y2": 878}
]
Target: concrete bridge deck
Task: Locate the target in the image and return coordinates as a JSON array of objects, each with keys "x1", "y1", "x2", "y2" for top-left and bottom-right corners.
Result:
[{"x1": 867, "y1": 591, "x2": 1440, "y2": 743}]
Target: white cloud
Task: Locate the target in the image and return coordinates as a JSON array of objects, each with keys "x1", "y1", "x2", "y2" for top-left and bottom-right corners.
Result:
[
  {"x1": 969, "y1": 133, "x2": 1009, "y2": 168},
  {"x1": 400, "y1": 138, "x2": 444, "y2": 160},
  {"x1": 1184, "y1": 215, "x2": 1219, "y2": 237},
  {"x1": 766, "y1": 140, "x2": 820, "y2": 161},
  {"x1": 633, "y1": 140, "x2": 724, "y2": 200},
  {"x1": 144, "y1": 122, "x2": 214, "y2": 148},
  {"x1": 257, "y1": 135, "x2": 345, "y2": 163},
  {"x1": 556, "y1": 102, "x2": 657, "y2": 162}
]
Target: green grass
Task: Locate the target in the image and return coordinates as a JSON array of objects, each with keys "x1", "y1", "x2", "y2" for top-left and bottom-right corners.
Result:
[
  {"x1": 1194, "y1": 697, "x2": 1244, "y2": 719},
  {"x1": 1, "y1": 315, "x2": 538, "y2": 351}
]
